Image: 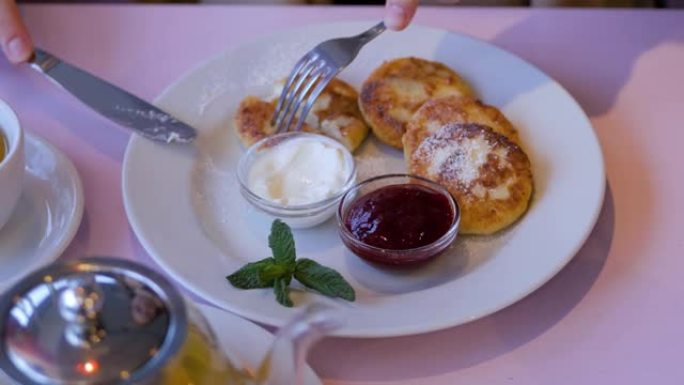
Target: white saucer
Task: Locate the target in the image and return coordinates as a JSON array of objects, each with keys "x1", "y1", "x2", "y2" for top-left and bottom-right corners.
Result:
[
  {"x1": 198, "y1": 304, "x2": 322, "y2": 385},
  {"x1": 0, "y1": 134, "x2": 84, "y2": 293}
]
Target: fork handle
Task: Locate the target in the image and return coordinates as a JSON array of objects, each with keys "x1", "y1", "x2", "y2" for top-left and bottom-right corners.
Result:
[{"x1": 356, "y1": 22, "x2": 387, "y2": 45}]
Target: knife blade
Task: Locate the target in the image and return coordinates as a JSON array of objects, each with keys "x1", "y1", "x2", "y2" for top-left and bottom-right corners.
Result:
[{"x1": 29, "y1": 48, "x2": 197, "y2": 144}]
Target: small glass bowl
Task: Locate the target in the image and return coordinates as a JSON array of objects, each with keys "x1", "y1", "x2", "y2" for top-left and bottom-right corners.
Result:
[
  {"x1": 337, "y1": 174, "x2": 461, "y2": 266},
  {"x1": 237, "y1": 132, "x2": 356, "y2": 229}
]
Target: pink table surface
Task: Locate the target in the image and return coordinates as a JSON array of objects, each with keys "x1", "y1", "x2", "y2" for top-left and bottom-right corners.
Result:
[{"x1": 1, "y1": 4, "x2": 683, "y2": 384}]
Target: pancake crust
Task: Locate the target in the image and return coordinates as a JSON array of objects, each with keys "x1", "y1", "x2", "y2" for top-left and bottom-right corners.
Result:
[
  {"x1": 359, "y1": 57, "x2": 475, "y2": 148},
  {"x1": 408, "y1": 123, "x2": 533, "y2": 235},
  {"x1": 403, "y1": 96, "x2": 520, "y2": 160},
  {"x1": 234, "y1": 78, "x2": 369, "y2": 152}
]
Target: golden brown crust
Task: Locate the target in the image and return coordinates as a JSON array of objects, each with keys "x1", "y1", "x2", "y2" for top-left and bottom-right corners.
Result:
[
  {"x1": 408, "y1": 123, "x2": 533, "y2": 235},
  {"x1": 233, "y1": 96, "x2": 278, "y2": 148},
  {"x1": 359, "y1": 57, "x2": 475, "y2": 148},
  {"x1": 403, "y1": 96, "x2": 520, "y2": 159},
  {"x1": 233, "y1": 78, "x2": 369, "y2": 152}
]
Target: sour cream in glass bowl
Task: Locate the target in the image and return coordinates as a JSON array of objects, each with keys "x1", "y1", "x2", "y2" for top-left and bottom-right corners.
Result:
[{"x1": 237, "y1": 132, "x2": 356, "y2": 229}]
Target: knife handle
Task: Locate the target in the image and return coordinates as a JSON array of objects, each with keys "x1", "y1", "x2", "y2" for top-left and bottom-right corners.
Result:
[{"x1": 29, "y1": 48, "x2": 60, "y2": 73}]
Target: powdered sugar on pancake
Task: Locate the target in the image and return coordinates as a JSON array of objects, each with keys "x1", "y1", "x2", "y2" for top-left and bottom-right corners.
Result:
[{"x1": 414, "y1": 124, "x2": 492, "y2": 186}]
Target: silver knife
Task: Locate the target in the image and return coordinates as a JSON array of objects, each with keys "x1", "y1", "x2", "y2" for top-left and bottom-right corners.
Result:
[{"x1": 29, "y1": 48, "x2": 197, "y2": 144}]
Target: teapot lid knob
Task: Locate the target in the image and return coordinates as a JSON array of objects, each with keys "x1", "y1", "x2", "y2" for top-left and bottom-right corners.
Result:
[{"x1": 58, "y1": 274, "x2": 105, "y2": 323}]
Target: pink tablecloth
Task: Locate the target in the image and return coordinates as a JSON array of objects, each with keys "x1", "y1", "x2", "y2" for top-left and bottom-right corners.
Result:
[{"x1": 1, "y1": 4, "x2": 683, "y2": 385}]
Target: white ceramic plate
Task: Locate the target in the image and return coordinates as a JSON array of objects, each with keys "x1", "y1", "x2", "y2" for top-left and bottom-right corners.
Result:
[
  {"x1": 198, "y1": 304, "x2": 322, "y2": 385},
  {"x1": 0, "y1": 134, "x2": 84, "y2": 293},
  {"x1": 123, "y1": 22, "x2": 605, "y2": 337}
]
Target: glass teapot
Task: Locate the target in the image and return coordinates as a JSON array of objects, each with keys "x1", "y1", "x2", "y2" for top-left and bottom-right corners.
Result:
[{"x1": 0, "y1": 257, "x2": 341, "y2": 385}]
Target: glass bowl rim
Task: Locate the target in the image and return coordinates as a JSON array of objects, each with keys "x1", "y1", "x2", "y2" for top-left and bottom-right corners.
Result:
[
  {"x1": 237, "y1": 132, "x2": 357, "y2": 212},
  {"x1": 336, "y1": 173, "x2": 461, "y2": 255}
]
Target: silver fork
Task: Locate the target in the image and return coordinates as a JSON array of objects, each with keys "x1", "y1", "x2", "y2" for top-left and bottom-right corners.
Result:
[{"x1": 272, "y1": 22, "x2": 386, "y2": 133}]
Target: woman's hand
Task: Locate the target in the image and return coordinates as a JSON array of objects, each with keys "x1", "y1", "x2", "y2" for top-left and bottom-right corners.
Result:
[
  {"x1": 0, "y1": 0, "x2": 32, "y2": 63},
  {"x1": 384, "y1": 0, "x2": 419, "y2": 31}
]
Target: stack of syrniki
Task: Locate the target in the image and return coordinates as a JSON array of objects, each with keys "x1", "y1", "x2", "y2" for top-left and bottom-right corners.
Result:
[
  {"x1": 233, "y1": 56, "x2": 534, "y2": 234},
  {"x1": 360, "y1": 57, "x2": 534, "y2": 235}
]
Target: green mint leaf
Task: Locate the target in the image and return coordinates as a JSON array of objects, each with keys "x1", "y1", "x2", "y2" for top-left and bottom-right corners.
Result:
[
  {"x1": 259, "y1": 263, "x2": 291, "y2": 283},
  {"x1": 226, "y1": 258, "x2": 277, "y2": 289},
  {"x1": 269, "y1": 219, "x2": 296, "y2": 266},
  {"x1": 227, "y1": 220, "x2": 354, "y2": 308},
  {"x1": 294, "y1": 259, "x2": 356, "y2": 302},
  {"x1": 274, "y1": 277, "x2": 293, "y2": 307}
]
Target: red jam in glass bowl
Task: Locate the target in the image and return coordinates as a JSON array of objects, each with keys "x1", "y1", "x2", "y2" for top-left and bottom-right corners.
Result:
[{"x1": 337, "y1": 174, "x2": 460, "y2": 266}]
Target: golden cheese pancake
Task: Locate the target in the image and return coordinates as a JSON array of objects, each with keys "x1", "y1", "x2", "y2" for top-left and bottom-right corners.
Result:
[
  {"x1": 233, "y1": 96, "x2": 282, "y2": 147},
  {"x1": 408, "y1": 123, "x2": 533, "y2": 235},
  {"x1": 234, "y1": 78, "x2": 369, "y2": 152},
  {"x1": 359, "y1": 57, "x2": 475, "y2": 148},
  {"x1": 403, "y1": 96, "x2": 520, "y2": 159}
]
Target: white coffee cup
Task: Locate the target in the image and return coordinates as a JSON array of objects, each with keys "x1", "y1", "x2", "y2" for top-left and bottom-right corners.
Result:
[{"x1": 0, "y1": 99, "x2": 25, "y2": 231}]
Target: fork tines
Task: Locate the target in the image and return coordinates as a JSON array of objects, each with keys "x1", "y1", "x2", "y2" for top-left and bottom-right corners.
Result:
[{"x1": 271, "y1": 53, "x2": 337, "y2": 134}]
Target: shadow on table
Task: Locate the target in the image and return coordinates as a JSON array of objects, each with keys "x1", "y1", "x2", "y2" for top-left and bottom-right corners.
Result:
[
  {"x1": 310, "y1": 183, "x2": 615, "y2": 381},
  {"x1": 489, "y1": 10, "x2": 684, "y2": 117},
  {"x1": 59, "y1": 209, "x2": 91, "y2": 260}
]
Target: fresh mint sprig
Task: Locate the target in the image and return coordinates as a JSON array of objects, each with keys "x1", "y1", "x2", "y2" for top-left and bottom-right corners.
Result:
[
  {"x1": 295, "y1": 259, "x2": 355, "y2": 302},
  {"x1": 226, "y1": 219, "x2": 355, "y2": 307}
]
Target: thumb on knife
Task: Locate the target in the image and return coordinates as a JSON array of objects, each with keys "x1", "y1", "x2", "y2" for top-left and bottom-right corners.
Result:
[{"x1": 0, "y1": 0, "x2": 33, "y2": 64}]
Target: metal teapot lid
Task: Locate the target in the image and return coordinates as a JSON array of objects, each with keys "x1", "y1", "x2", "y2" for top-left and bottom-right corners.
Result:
[{"x1": 0, "y1": 257, "x2": 187, "y2": 385}]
